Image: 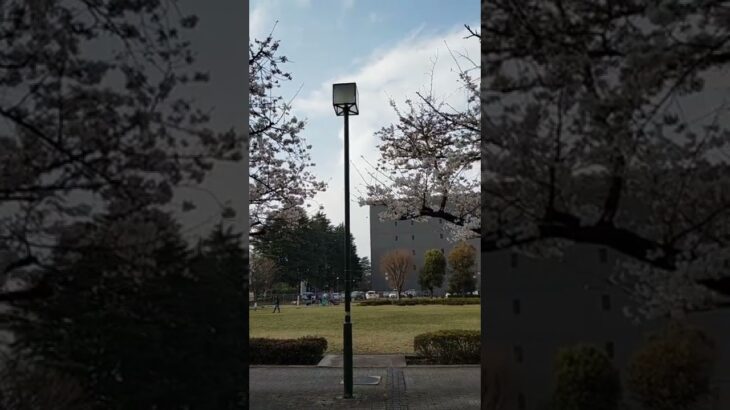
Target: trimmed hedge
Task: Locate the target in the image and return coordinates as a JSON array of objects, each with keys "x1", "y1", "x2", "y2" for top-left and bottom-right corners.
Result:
[
  {"x1": 249, "y1": 336, "x2": 328, "y2": 365},
  {"x1": 413, "y1": 330, "x2": 480, "y2": 364},
  {"x1": 358, "y1": 299, "x2": 393, "y2": 306},
  {"x1": 442, "y1": 298, "x2": 480, "y2": 306},
  {"x1": 359, "y1": 297, "x2": 479, "y2": 306}
]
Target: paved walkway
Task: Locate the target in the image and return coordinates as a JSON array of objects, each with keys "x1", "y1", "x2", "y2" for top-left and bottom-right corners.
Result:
[
  {"x1": 317, "y1": 354, "x2": 407, "y2": 368},
  {"x1": 249, "y1": 365, "x2": 480, "y2": 409}
]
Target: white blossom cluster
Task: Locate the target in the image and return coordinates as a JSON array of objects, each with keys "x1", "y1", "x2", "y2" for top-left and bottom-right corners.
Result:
[
  {"x1": 248, "y1": 32, "x2": 326, "y2": 237},
  {"x1": 368, "y1": 1, "x2": 730, "y2": 317},
  {"x1": 613, "y1": 245, "x2": 730, "y2": 321}
]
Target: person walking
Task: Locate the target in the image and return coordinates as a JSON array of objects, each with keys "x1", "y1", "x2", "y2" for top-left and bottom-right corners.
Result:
[{"x1": 272, "y1": 295, "x2": 281, "y2": 313}]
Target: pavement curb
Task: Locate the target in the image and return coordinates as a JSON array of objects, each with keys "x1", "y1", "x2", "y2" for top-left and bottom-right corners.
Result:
[{"x1": 249, "y1": 364, "x2": 481, "y2": 368}]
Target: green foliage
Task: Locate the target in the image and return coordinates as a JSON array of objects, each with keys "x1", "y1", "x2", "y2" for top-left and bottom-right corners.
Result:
[
  {"x1": 413, "y1": 330, "x2": 480, "y2": 364},
  {"x1": 10, "y1": 217, "x2": 247, "y2": 409},
  {"x1": 627, "y1": 321, "x2": 716, "y2": 410},
  {"x1": 358, "y1": 299, "x2": 395, "y2": 306},
  {"x1": 358, "y1": 297, "x2": 480, "y2": 306},
  {"x1": 271, "y1": 281, "x2": 297, "y2": 294},
  {"x1": 442, "y1": 297, "x2": 480, "y2": 305},
  {"x1": 358, "y1": 256, "x2": 372, "y2": 291},
  {"x1": 419, "y1": 249, "x2": 446, "y2": 297},
  {"x1": 447, "y1": 241, "x2": 477, "y2": 295},
  {"x1": 252, "y1": 209, "x2": 362, "y2": 289},
  {"x1": 249, "y1": 336, "x2": 328, "y2": 365},
  {"x1": 552, "y1": 345, "x2": 621, "y2": 410}
]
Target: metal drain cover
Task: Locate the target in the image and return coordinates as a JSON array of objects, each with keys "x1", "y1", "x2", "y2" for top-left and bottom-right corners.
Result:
[{"x1": 340, "y1": 376, "x2": 382, "y2": 385}]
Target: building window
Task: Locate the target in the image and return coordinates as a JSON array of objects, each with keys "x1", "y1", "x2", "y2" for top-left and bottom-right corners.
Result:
[
  {"x1": 395, "y1": 235, "x2": 398, "y2": 241},
  {"x1": 513, "y1": 299, "x2": 521, "y2": 315},
  {"x1": 438, "y1": 218, "x2": 442, "y2": 224},
  {"x1": 413, "y1": 265, "x2": 417, "y2": 271},
  {"x1": 602, "y1": 294, "x2": 611, "y2": 311},
  {"x1": 514, "y1": 345, "x2": 523, "y2": 363},
  {"x1": 511, "y1": 253, "x2": 518, "y2": 268},
  {"x1": 605, "y1": 342, "x2": 614, "y2": 358},
  {"x1": 394, "y1": 221, "x2": 397, "y2": 227},
  {"x1": 411, "y1": 234, "x2": 415, "y2": 240},
  {"x1": 518, "y1": 393, "x2": 526, "y2": 410},
  {"x1": 412, "y1": 249, "x2": 416, "y2": 255},
  {"x1": 599, "y1": 247, "x2": 608, "y2": 263},
  {"x1": 441, "y1": 248, "x2": 444, "y2": 254},
  {"x1": 410, "y1": 220, "x2": 413, "y2": 226}
]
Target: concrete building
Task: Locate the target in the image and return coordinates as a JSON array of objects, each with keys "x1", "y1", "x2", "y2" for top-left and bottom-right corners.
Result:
[
  {"x1": 369, "y1": 205, "x2": 480, "y2": 295},
  {"x1": 369, "y1": 196, "x2": 730, "y2": 408},
  {"x1": 482, "y1": 245, "x2": 730, "y2": 409}
]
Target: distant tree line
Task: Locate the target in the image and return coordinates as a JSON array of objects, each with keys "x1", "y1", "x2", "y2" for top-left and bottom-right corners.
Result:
[{"x1": 251, "y1": 207, "x2": 366, "y2": 294}]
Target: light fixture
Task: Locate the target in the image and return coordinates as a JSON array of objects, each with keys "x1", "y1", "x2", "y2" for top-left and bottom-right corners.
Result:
[{"x1": 332, "y1": 82, "x2": 359, "y2": 116}]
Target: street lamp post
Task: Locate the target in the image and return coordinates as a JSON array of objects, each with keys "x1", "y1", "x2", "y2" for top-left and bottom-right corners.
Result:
[{"x1": 333, "y1": 82, "x2": 358, "y2": 398}]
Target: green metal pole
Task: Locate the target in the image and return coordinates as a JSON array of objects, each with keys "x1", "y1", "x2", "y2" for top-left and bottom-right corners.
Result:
[{"x1": 343, "y1": 107, "x2": 353, "y2": 398}]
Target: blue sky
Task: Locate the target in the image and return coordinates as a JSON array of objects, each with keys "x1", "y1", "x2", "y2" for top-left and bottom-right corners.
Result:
[{"x1": 250, "y1": 0, "x2": 479, "y2": 260}]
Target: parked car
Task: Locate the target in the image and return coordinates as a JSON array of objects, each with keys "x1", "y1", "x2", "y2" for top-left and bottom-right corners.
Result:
[
  {"x1": 365, "y1": 291, "x2": 379, "y2": 300},
  {"x1": 387, "y1": 291, "x2": 398, "y2": 299},
  {"x1": 351, "y1": 291, "x2": 365, "y2": 300},
  {"x1": 298, "y1": 292, "x2": 312, "y2": 305},
  {"x1": 404, "y1": 289, "x2": 417, "y2": 298}
]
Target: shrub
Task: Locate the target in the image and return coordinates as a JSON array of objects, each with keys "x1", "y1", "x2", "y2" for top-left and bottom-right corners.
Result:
[
  {"x1": 249, "y1": 336, "x2": 328, "y2": 365},
  {"x1": 358, "y1": 299, "x2": 394, "y2": 306},
  {"x1": 553, "y1": 345, "x2": 621, "y2": 410},
  {"x1": 551, "y1": 344, "x2": 621, "y2": 410},
  {"x1": 443, "y1": 297, "x2": 479, "y2": 305},
  {"x1": 413, "y1": 330, "x2": 480, "y2": 364},
  {"x1": 627, "y1": 321, "x2": 716, "y2": 410},
  {"x1": 358, "y1": 297, "x2": 479, "y2": 306}
]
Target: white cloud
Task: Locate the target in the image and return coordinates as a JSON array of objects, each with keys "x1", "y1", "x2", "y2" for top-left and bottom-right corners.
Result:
[
  {"x1": 296, "y1": 23, "x2": 480, "y2": 257},
  {"x1": 249, "y1": 2, "x2": 272, "y2": 41},
  {"x1": 368, "y1": 12, "x2": 384, "y2": 23},
  {"x1": 250, "y1": 0, "x2": 312, "y2": 41}
]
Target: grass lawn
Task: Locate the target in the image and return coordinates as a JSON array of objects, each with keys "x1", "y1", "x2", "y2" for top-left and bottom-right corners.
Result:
[{"x1": 249, "y1": 303, "x2": 480, "y2": 354}]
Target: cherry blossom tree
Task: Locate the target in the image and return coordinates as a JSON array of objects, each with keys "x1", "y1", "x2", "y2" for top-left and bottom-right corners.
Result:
[
  {"x1": 248, "y1": 25, "x2": 325, "y2": 238},
  {"x1": 479, "y1": 0, "x2": 730, "y2": 318},
  {"x1": 369, "y1": 1, "x2": 730, "y2": 318},
  {"x1": 0, "y1": 1, "x2": 243, "y2": 301},
  {"x1": 363, "y1": 28, "x2": 481, "y2": 242}
]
